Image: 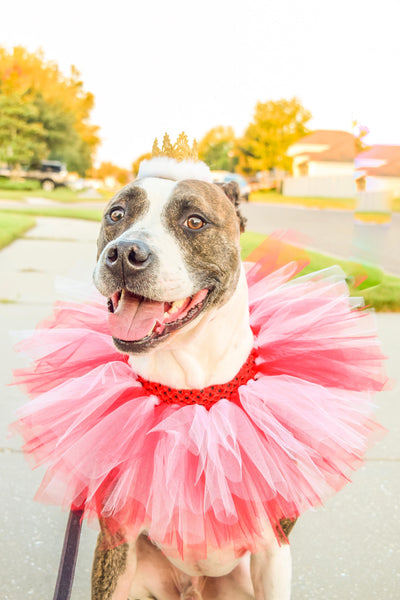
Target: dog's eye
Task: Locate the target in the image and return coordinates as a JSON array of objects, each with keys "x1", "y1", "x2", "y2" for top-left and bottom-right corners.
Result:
[
  {"x1": 109, "y1": 208, "x2": 125, "y2": 222},
  {"x1": 185, "y1": 215, "x2": 206, "y2": 230}
]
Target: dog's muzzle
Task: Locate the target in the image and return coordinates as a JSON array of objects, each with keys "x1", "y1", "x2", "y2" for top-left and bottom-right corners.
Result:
[{"x1": 96, "y1": 237, "x2": 213, "y2": 353}]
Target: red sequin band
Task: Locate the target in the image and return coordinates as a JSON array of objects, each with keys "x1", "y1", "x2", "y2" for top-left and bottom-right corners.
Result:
[{"x1": 138, "y1": 349, "x2": 258, "y2": 410}]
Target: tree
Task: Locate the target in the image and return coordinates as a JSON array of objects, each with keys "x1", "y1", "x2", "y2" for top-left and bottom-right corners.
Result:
[
  {"x1": 0, "y1": 94, "x2": 47, "y2": 167},
  {"x1": 198, "y1": 126, "x2": 237, "y2": 171},
  {"x1": 0, "y1": 46, "x2": 100, "y2": 174},
  {"x1": 32, "y1": 94, "x2": 92, "y2": 173},
  {"x1": 353, "y1": 121, "x2": 370, "y2": 153},
  {"x1": 237, "y1": 98, "x2": 312, "y2": 174},
  {"x1": 92, "y1": 162, "x2": 131, "y2": 185}
]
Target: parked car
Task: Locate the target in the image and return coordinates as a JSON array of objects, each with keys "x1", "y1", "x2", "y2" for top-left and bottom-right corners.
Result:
[
  {"x1": 0, "y1": 160, "x2": 68, "y2": 191},
  {"x1": 211, "y1": 171, "x2": 252, "y2": 201}
]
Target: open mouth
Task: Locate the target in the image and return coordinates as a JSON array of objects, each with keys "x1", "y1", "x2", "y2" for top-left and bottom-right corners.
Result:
[{"x1": 107, "y1": 287, "x2": 211, "y2": 348}]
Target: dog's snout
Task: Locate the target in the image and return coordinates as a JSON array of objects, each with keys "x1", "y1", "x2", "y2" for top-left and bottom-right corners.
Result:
[{"x1": 105, "y1": 239, "x2": 152, "y2": 271}]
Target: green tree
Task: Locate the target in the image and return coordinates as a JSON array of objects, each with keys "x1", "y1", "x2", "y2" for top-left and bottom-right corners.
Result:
[
  {"x1": 32, "y1": 94, "x2": 92, "y2": 174},
  {"x1": 198, "y1": 126, "x2": 237, "y2": 171},
  {"x1": 0, "y1": 46, "x2": 100, "y2": 174},
  {"x1": 237, "y1": 98, "x2": 312, "y2": 174},
  {"x1": 0, "y1": 94, "x2": 47, "y2": 167}
]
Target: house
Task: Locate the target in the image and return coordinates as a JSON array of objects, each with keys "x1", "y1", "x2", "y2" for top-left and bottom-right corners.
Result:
[
  {"x1": 288, "y1": 130, "x2": 356, "y2": 177},
  {"x1": 283, "y1": 130, "x2": 356, "y2": 198},
  {"x1": 355, "y1": 145, "x2": 400, "y2": 198}
]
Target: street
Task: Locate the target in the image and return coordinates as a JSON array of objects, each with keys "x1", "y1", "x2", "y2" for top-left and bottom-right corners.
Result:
[{"x1": 242, "y1": 202, "x2": 400, "y2": 275}]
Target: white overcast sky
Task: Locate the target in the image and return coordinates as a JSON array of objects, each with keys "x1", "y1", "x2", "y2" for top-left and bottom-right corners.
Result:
[{"x1": 1, "y1": 0, "x2": 400, "y2": 168}]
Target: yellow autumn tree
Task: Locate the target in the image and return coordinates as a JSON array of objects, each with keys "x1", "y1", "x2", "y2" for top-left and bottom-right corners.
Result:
[
  {"x1": 0, "y1": 46, "x2": 100, "y2": 174},
  {"x1": 91, "y1": 162, "x2": 131, "y2": 185},
  {"x1": 236, "y1": 97, "x2": 312, "y2": 174},
  {"x1": 198, "y1": 126, "x2": 237, "y2": 171}
]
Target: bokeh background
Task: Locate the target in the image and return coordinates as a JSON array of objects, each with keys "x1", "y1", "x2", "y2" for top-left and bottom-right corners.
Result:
[{"x1": 1, "y1": 1, "x2": 399, "y2": 599}]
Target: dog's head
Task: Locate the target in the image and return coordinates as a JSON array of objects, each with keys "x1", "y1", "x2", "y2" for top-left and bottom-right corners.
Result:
[{"x1": 94, "y1": 162, "x2": 245, "y2": 354}]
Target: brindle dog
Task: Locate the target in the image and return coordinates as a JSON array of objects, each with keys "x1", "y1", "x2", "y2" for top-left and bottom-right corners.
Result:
[{"x1": 92, "y1": 164, "x2": 296, "y2": 600}]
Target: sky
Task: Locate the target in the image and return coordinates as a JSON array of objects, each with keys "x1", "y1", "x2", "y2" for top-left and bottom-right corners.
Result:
[{"x1": 1, "y1": 0, "x2": 400, "y2": 169}]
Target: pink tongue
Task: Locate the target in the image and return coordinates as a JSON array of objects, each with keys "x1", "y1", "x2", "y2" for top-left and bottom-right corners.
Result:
[{"x1": 108, "y1": 293, "x2": 165, "y2": 341}]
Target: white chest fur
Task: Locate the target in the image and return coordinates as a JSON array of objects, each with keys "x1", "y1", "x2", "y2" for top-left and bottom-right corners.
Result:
[{"x1": 129, "y1": 266, "x2": 254, "y2": 389}]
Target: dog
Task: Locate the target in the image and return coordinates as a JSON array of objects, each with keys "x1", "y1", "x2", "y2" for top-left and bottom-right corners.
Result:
[{"x1": 92, "y1": 158, "x2": 295, "y2": 600}]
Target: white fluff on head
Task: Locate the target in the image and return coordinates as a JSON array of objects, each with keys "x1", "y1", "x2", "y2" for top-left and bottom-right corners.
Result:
[{"x1": 138, "y1": 157, "x2": 212, "y2": 183}]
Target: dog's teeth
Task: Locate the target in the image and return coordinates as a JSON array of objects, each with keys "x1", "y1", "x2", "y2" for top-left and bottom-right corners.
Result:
[{"x1": 169, "y1": 299, "x2": 185, "y2": 314}]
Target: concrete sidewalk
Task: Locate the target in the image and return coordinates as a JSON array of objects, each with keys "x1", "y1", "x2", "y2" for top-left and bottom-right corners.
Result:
[{"x1": 1, "y1": 217, "x2": 399, "y2": 600}]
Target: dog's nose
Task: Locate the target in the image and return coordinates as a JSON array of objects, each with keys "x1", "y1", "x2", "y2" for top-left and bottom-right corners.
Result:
[{"x1": 105, "y1": 240, "x2": 152, "y2": 270}]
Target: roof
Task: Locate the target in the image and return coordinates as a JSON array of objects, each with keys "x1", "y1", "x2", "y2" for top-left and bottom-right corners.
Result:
[
  {"x1": 355, "y1": 145, "x2": 400, "y2": 177},
  {"x1": 289, "y1": 130, "x2": 356, "y2": 162}
]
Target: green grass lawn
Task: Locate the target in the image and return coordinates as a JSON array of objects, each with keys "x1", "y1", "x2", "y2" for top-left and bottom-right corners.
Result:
[
  {"x1": 0, "y1": 177, "x2": 41, "y2": 191},
  {"x1": 250, "y1": 190, "x2": 400, "y2": 214},
  {"x1": 0, "y1": 212, "x2": 36, "y2": 250},
  {"x1": 392, "y1": 196, "x2": 400, "y2": 212},
  {"x1": 0, "y1": 206, "x2": 103, "y2": 221},
  {"x1": 38, "y1": 187, "x2": 112, "y2": 203},
  {"x1": 250, "y1": 190, "x2": 356, "y2": 210},
  {"x1": 0, "y1": 189, "x2": 26, "y2": 201},
  {"x1": 354, "y1": 211, "x2": 392, "y2": 224},
  {"x1": 0, "y1": 186, "x2": 111, "y2": 203}
]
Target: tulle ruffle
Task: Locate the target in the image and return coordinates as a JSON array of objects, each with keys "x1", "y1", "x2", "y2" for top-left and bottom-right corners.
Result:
[{"x1": 11, "y1": 237, "x2": 388, "y2": 559}]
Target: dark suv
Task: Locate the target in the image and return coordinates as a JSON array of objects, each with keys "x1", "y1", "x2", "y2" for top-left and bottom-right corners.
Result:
[
  {"x1": 0, "y1": 160, "x2": 68, "y2": 191},
  {"x1": 27, "y1": 160, "x2": 69, "y2": 190}
]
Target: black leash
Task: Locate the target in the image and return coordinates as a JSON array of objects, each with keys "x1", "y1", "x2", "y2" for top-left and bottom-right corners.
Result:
[{"x1": 52, "y1": 508, "x2": 84, "y2": 600}]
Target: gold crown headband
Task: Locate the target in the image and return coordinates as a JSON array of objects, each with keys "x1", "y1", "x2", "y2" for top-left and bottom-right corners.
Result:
[{"x1": 152, "y1": 132, "x2": 199, "y2": 161}]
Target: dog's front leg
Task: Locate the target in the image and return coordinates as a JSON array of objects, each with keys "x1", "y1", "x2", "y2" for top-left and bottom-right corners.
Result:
[
  {"x1": 250, "y1": 520, "x2": 295, "y2": 600},
  {"x1": 250, "y1": 518, "x2": 296, "y2": 599},
  {"x1": 250, "y1": 543, "x2": 292, "y2": 600},
  {"x1": 91, "y1": 524, "x2": 137, "y2": 600}
]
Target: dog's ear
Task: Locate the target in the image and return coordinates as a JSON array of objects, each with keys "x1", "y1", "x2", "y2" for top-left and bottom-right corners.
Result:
[{"x1": 217, "y1": 181, "x2": 247, "y2": 233}]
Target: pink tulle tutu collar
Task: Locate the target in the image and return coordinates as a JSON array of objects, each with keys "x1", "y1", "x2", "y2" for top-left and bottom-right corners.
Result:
[{"x1": 11, "y1": 238, "x2": 388, "y2": 560}]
